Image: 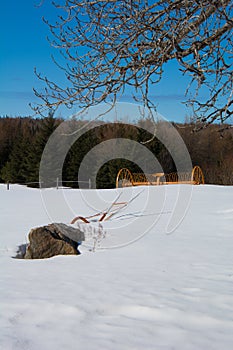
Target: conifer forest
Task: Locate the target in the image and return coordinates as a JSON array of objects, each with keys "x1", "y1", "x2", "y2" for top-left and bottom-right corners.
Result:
[{"x1": 0, "y1": 115, "x2": 232, "y2": 188}]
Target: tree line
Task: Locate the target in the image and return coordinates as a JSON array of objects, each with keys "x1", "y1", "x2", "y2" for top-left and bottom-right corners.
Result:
[{"x1": 0, "y1": 116, "x2": 232, "y2": 187}]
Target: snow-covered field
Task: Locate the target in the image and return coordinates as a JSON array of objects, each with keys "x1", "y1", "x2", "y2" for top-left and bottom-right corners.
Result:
[{"x1": 0, "y1": 184, "x2": 233, "y2": 350}]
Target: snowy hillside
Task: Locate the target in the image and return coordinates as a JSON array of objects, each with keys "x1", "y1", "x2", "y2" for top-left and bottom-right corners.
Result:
[{"x1": 0, "y1": 184, "x2": 233, "y2": 350}]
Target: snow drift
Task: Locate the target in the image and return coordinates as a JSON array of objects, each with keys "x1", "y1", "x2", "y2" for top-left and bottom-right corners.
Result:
[{"x1": 0, "y1": 184, "x2": 233, "y2": 350}]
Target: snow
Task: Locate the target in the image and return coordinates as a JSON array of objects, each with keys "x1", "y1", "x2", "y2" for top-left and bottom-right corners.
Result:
[{"x1": 0, "y1": 184, "x2": 233, "y2": 350}]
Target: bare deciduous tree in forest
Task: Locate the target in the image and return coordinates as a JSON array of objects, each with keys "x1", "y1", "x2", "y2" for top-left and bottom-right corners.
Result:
[{"x1": 32, "y1": 0, "x2": 233, "y2": 127}]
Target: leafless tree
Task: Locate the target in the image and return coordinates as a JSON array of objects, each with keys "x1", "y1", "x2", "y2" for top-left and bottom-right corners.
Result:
[{"x1": 32, "y1": 0, "x2": 233, "y2": 128}]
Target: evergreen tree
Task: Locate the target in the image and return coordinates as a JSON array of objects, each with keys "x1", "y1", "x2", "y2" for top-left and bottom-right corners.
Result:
[
  {"x1": 1, "y1": 135, "x2": 32, "y2": 184},
  {"x1": 63, "y1": 125, "x2": 98, "y2": 188},
  {"x1": 26, "y1": 112, "x2": 61, "y2": 186}
]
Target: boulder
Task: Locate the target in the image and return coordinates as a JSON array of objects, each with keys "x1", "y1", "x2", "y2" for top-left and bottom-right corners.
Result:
[{"x1": 24, "y1": 223, "x2": 85, "y2": 259}]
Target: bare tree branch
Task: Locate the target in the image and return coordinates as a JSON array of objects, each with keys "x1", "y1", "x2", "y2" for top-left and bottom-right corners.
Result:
[{"x1": 32, "y1": 0, "x2": 233, "y2": 125}]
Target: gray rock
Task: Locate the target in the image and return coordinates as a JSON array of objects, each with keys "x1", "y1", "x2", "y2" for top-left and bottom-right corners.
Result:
[
  {"x1": 53, "y1": 223, "x2": 85, "y2": 243},
  {"x1": 24, "y1": 223, "x2": 85, "y2": 259}
]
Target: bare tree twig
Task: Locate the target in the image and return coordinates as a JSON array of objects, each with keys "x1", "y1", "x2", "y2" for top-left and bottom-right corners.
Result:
[{"x1": 32, "y1": 0, "x2": 233, "y2": 126}]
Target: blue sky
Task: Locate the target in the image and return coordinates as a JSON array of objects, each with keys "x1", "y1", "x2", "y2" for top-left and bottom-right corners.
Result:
[{"x1": 0, "y1": 0, "x2": 192, "y2": 122}]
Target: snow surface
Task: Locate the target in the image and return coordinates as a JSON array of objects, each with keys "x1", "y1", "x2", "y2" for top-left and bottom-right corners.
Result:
[{"x1": 0, "y1": 184, "x2": 233, "y2": 350}]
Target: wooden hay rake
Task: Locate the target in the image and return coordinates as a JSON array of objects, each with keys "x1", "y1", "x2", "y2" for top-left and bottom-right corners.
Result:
[
  {"x1": 116, "y1": 166, "x2": 204, "y2": 188},
  {"x1": 70, "y1": 191, "x2": 143, "y2": 225},
  {"x1": 70, "y1": 200, "x2": 127, "y2": 224}
]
